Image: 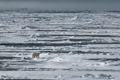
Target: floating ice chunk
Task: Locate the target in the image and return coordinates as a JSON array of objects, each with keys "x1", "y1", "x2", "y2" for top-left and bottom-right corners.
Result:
[
  {"x1": 22, "y1": 26, "x2": 38, "y2": 29},
  {"x1": 32, "y1": 34, "x2": 49, "y2": 38},
  {"x1": 98, "y1": 74, "x2": 113, "y2": 79},
  {"x1": 55, "y1": 75, "x2": 63, "y2": 78},
  {"x1": 50, "y1": 57, "x2": 63, "y2": 62},
  {"x1": 33, "y1": 58, "x2": 38, "y2": 60},
  {"x1": 0, "y1": 24, "x2": 5, "y2": 26},
  {"x1": 94, "y1": 62, "x2": 107, "y2": 67},
  {"x1": 98, "y1": 62, "x2": 106, "y2": 66},
  {"x1": 70, "y1": 16, "x2": 78, "y2": 21},
  {"x1": 2, "y1": 63, "x2": 9, "y2": 68},
  {"x1": 83, "y1": 74, "x2": 95, "y2": 78}
]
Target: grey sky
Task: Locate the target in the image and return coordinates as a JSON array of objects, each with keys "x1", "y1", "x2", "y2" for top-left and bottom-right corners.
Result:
[{"x1": 0, "y1": 0, "x2": 120, "y2": 10}]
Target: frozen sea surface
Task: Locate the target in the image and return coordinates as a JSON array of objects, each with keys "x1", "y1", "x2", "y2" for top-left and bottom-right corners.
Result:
[{"x1": 0, "y1": 10, "x2": 120, "y2": 80}]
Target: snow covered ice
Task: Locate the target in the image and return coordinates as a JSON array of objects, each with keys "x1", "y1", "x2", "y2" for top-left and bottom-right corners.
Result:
[{"x1": 0, "y1": 10, "x2": 120, "y2": 80}]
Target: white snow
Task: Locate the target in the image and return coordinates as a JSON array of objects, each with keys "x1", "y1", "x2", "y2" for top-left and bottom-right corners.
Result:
[{"x1": 0, "y1": 11, "x2": 120, "y2": 80}]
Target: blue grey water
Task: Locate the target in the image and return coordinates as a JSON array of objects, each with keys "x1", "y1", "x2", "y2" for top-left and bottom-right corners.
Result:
[{"x1": 0, "y1": 1, "x2": 120, "y2": 79}]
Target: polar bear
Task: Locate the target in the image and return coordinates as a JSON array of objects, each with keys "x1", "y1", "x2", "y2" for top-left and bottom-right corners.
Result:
[{"x1": 32, "y1": 52, "x2": 42, "y2": 58}]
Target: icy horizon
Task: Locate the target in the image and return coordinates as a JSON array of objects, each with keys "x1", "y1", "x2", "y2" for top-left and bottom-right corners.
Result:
[{"x1": 0, "y1": 0, "x2": 120, "y2": 11}]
